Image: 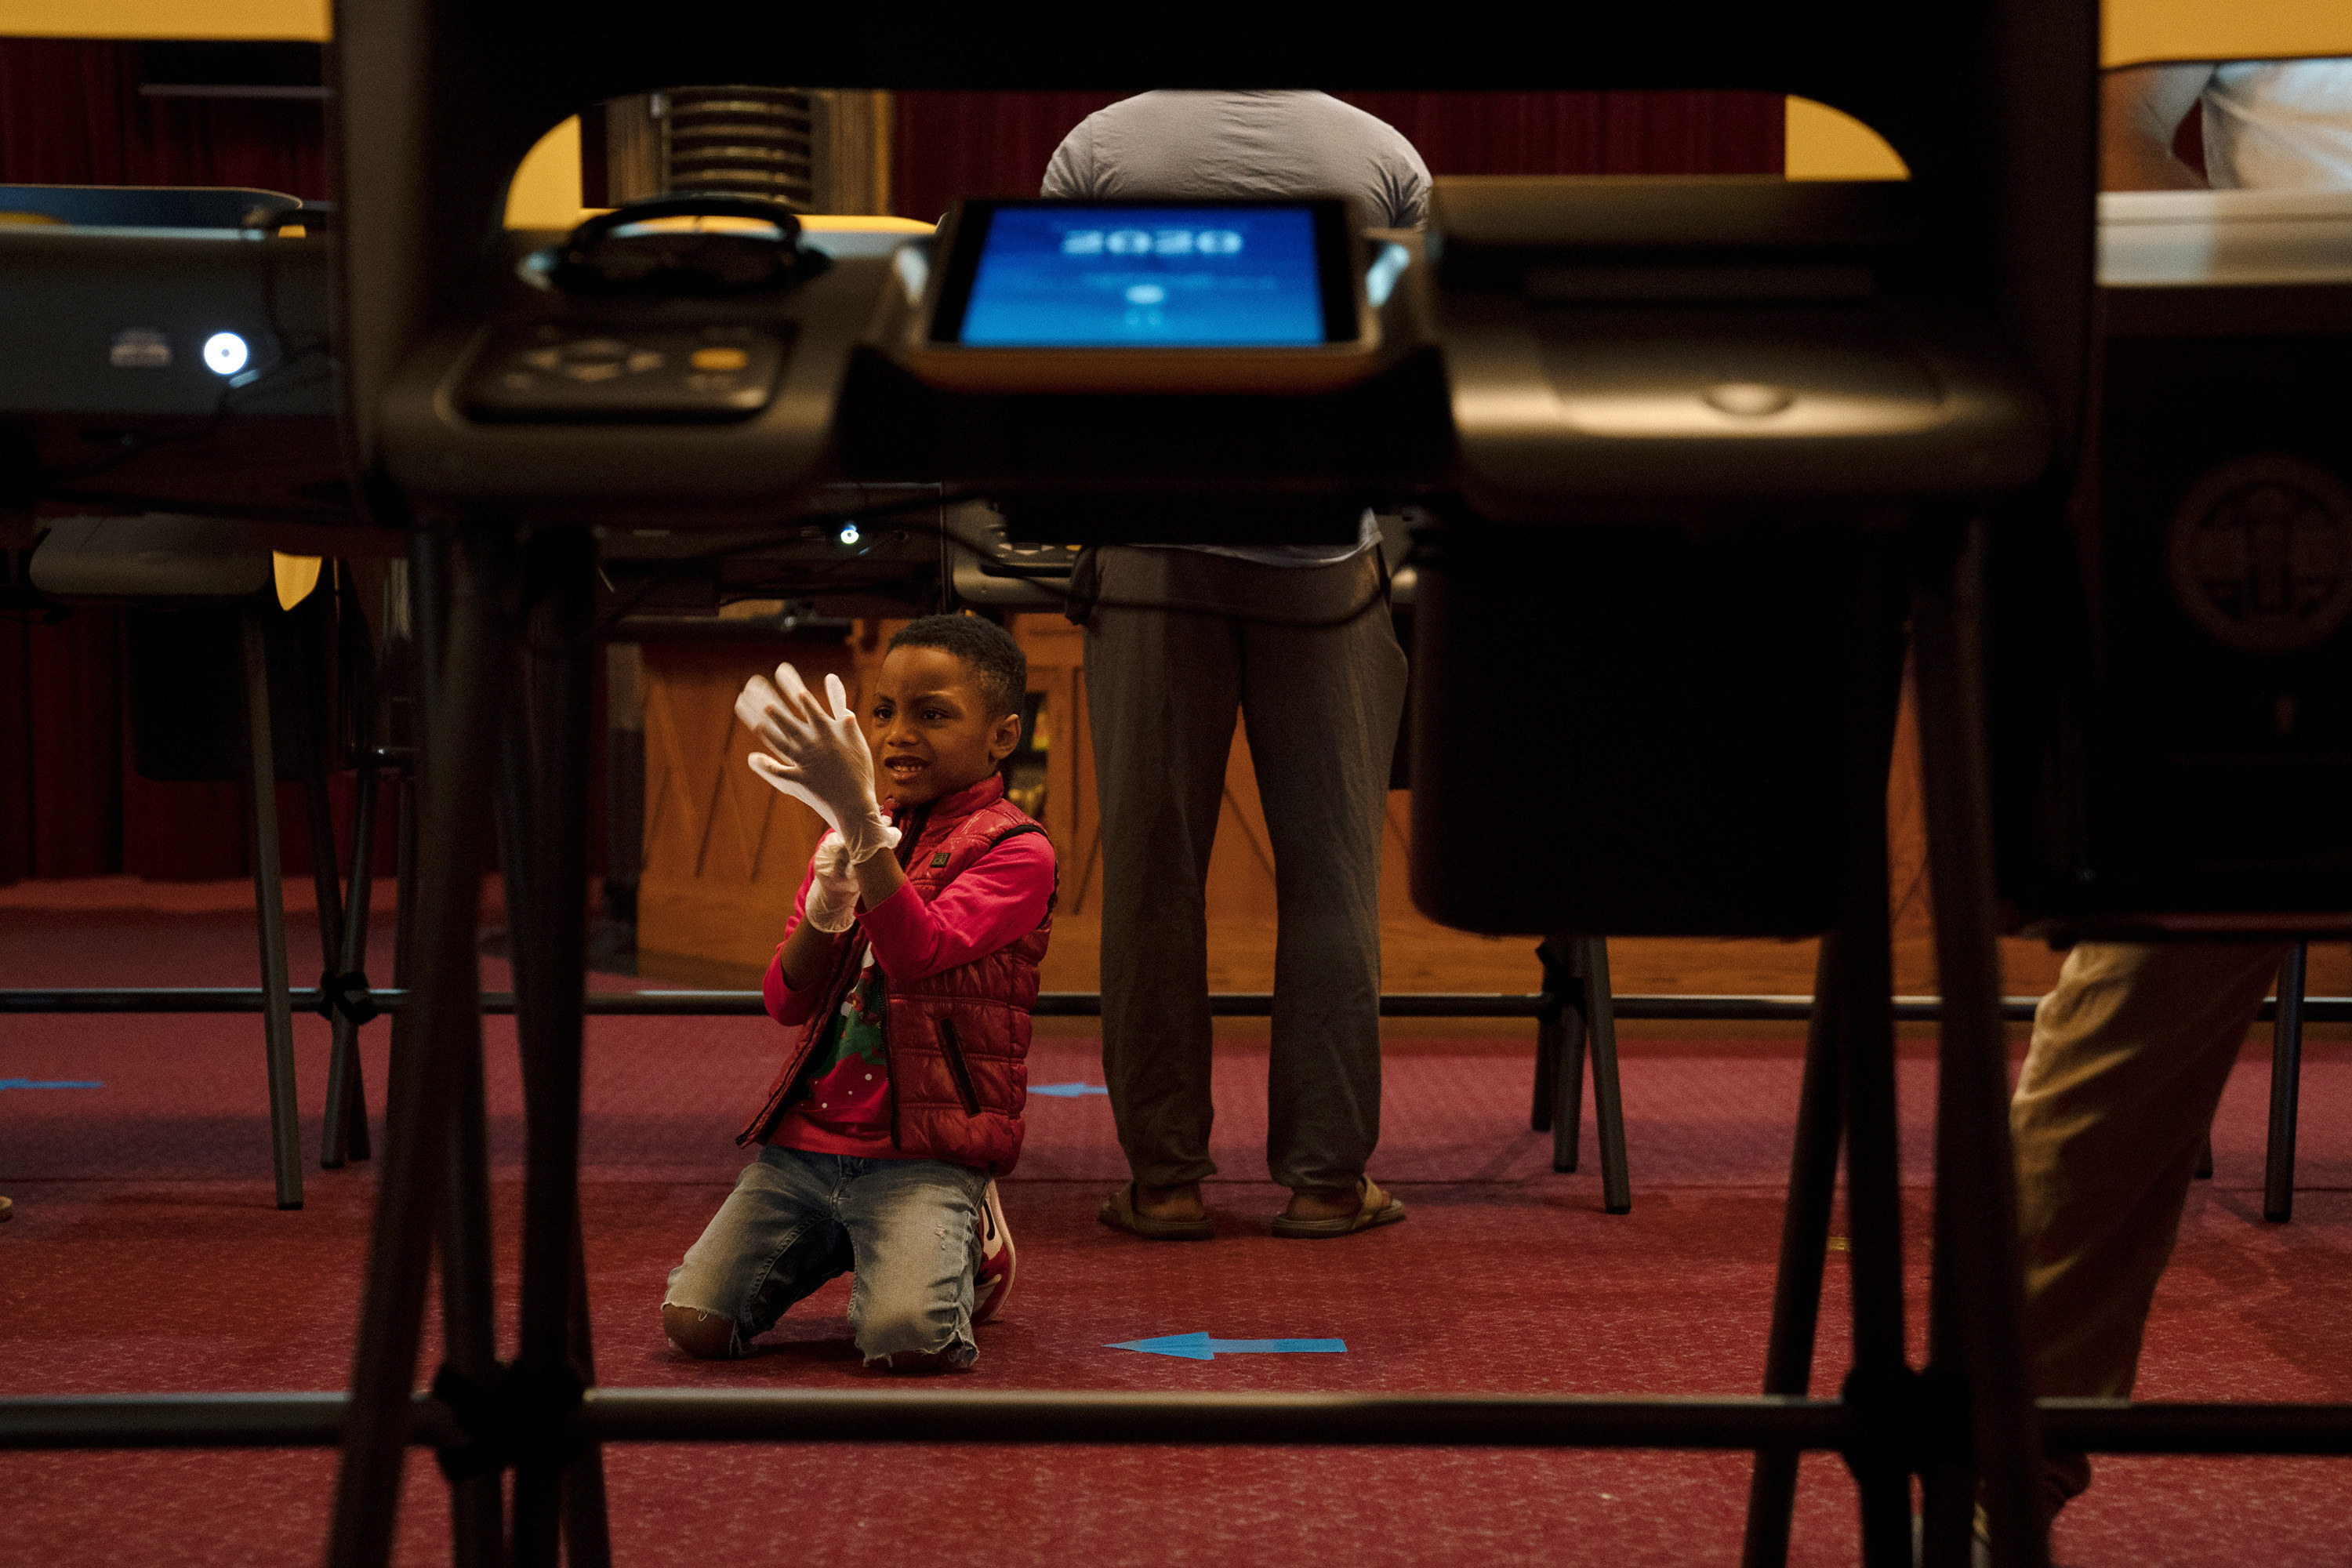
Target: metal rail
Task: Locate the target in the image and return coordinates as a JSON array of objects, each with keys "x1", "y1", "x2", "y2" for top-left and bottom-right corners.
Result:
[
  {"x1": 8, "y1": 1389, "x2": 2349, "y2": 1456},
  {"x1": 9, "y1": 985, "x2": 2349, "y2": 1024}
]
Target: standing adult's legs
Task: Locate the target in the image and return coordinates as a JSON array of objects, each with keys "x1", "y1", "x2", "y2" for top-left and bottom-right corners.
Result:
[
  {"x1": 1236, "y1": 551, "x2": 1404, "y2": 1195},
  {"x1": 1086, "y1": 546, "x2": 1243, "y2": 1194},
  {"x1": 2012, "y1": 938, "x2": 2282, "y2": 1508}
]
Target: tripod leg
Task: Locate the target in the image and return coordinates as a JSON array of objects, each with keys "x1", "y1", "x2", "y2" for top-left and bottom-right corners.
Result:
[
  {"x1": 562, "y1": 1210, "x2": 613, "y2": 1568},
  {"x1": 1813, "y1": 542, "x2": 1913, "y2": 1566},
  {"x1": 442, "y1": 1022, "x2": 507, "y2": 1568},
  {"x1": 1584, "y1": 938, "x2": 1631, "y2": 1214},
  {"x1": 326, "y1": 527, "x2": 516, "y2": 1568},
  {"x1": 507, "y1": 529, "x2": 602, "y2": 1568},
  {"x1": 323, "y1": 764, "x2": 379, "y2": 1168},
  {"x1": 1740, "y1": 935, "x2": 1849, "y2": 1568},
  {"x1": 2264, "y1": 942, "x2": 2307, "y2": 1223},
  {"x1": 242, "y1": 609, "x2": 303, "y2": 1210},
  {"x1": 1839, "y1": 840, "x2": 1910, "y2": 1568},
  {"x1": 1914, "y1": 522, "x2": 2049, "y2": 1568}
]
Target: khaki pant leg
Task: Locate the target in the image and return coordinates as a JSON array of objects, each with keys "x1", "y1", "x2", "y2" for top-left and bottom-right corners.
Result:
[{"x1": 2013, "y1": 939, "x2": 2285, "y2": 1497}]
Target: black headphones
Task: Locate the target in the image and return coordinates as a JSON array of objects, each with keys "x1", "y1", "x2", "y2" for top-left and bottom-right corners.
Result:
[{"x1": 548, "y1": 192, "x2": 830, "y2": 296}]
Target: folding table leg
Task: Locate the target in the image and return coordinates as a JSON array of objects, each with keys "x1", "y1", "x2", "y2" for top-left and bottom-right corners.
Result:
[
  {"x1": 393, "y1": 768, "x2": 419, "y2": 993},
  {"x1": 303, "y1": 646, "x2": 348, "y2": 990},
  {"x1": 321, "y1": 764, "x2": 379, "y2": 1168},
  {"x1": 1531, "y1": 940, "x2": 1560, "y2": 1135},
  {"x1": 327, "y1": 527, "x2": 516, "y2": 1568},
  {"x1": 1583, "y1": 938, "x2": 1630, "y2": 1214},
  {"x1": 1912, "y1": 522, "x2": 2049, "y2": 1568},
  {"x1": 1562, "y1": 1003, "x2": 1588, "y2": 1170},
  {"x1": 241, "y1": 608, "x2": 303, "y2": 1211},
  {"x1": 1540, "y1": 938, "x2": 1585, "y2": 1166},
  {"x1": 1740, "y1": 538, "x2": 1908, "y2": 1568},
  {"x1": 2264, "y1": 942, "x2": 2307, "y2": 1223},
  {"x1": 507, "y1": 528, "x2": 605, "y2": 1568}
]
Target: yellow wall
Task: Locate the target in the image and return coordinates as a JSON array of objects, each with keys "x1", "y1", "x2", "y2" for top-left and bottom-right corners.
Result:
[
  {"x1": 1784, "y1": 0, "x2": 2352, "y2": 181},
  {"x1": 0, "y1": 1, "x2": 326, "y2": 38},
  {"x1": 2104, "y1": 0, "x2": 2352, "y2": 67},
  {"x1": 505, "y1": 118, "x2": 589, "y2": 230},
  {"x1": 1784, "y1": 98, "x2": 1908, "y2": 180}
]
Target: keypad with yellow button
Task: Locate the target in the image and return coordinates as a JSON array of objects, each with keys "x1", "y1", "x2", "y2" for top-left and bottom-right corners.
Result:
[{"x1": 462, "y1": 322, "x2": 789, "y2": 422}]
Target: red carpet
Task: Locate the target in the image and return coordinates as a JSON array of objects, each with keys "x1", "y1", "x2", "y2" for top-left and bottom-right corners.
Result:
[{"x1": 4, "y1": 900, "x2": 2350, "y2": 1566}]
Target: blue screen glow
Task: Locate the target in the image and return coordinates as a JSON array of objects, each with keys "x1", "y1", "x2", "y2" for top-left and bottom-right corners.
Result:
[{"x1": 958, "y1": 206, "x2": 1325, "y2": 347}]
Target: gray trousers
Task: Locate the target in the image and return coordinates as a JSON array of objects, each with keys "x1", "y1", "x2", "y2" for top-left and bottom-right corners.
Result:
[{"x1": 1083, "y1": 546, "x2": 1407, "y2": 1192}]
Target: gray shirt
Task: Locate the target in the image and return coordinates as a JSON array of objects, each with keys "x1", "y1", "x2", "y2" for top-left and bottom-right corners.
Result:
[
  {"x1": 1042, "y1": 91, "x2": 1431, "y2": 567},
  {"x1": 1042, "y1": 89, "x2": 1432, "y2": 227}
]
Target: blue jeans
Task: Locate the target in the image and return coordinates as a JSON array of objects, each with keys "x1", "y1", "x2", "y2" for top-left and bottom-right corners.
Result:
[{"x1": 665, "y1": 1145, "x2": 986, "y2": 1367}]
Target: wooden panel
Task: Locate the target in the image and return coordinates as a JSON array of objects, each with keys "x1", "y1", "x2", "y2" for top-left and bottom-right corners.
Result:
[
  {"x1": 637, "y1": 635, "x2": 854, "y2": 978},
  {"x1": 636, "y1": 618, "x2": 2065, "y2": 1022}
]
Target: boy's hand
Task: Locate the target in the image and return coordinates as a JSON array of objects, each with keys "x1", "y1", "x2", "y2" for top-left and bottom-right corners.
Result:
[
  {"x1": 739, "y1": 664, "x2": 894, "y2": 862},
  {"x1": 800, "y1": 826, "x2": 899, "y2": 933}
]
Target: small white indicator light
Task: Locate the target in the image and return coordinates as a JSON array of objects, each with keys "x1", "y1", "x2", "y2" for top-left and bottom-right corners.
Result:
[
  {"x1": 837, "y1": 523, "x2": 861, "y2": 546},
  {"x1": 202, "y1": 332, "x2": 250, "y2": 376}
]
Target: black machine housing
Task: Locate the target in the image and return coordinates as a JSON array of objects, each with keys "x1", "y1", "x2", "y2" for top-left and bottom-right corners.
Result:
[{"x1": 1993, "y1": 190, "x2": 2352, "y2": 936}]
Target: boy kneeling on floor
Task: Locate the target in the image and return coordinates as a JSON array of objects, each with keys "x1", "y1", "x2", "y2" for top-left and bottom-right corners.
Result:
[{"x1": 662, "y1": 615, "x2": 1053, "y2": 1371}]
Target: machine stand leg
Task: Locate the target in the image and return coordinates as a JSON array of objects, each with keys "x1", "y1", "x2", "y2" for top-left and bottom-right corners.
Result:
[
  {"x1": 1740, "y1": 935, "x2": 1849, "y2": 1568},
  {"x1": 562, "y1": 1213, "x2": 613, "y2": 1568},
  {"x1": 2264, "y1": 942, "x2": 2307, "y2": 1223},
  {"x1": 326, "y1": 526, "x2": 515, "y2": 1568},
  {"x1": 506, "y1": 528, "x2": 607, "y2": 1568},
  {"x1": 442, "y1": 1031, "x2": 506, "y2": 1568},
  {"x1": 1912, "y1": 522, "x2": 2050, "y2": 1568},
  {"x1": 241, "y1": 609, "x2": 303, "y2": 1210}
]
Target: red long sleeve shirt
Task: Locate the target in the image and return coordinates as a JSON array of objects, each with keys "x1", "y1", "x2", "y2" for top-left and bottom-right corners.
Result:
[{"x1": 760, "y1": 785, "x2": 1055, "y2": 1157}]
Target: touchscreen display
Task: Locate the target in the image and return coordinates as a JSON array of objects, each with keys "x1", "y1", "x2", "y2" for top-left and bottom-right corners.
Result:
[{"x1": 954, "y1": 205, "x2": 1330, "y2": 347}]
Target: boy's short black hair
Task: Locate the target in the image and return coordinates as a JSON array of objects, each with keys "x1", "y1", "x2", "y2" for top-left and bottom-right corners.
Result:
[{"x1": 887, "y1": 615, "x2": 1027, "y2": 720}]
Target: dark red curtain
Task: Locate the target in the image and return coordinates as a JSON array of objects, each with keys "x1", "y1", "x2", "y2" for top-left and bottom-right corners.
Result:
[
  {"x1": 893, "y1": 89, "x2": 1784, "y2": 217},
  {"x1": 0, "y1": 596, "x2": 392, "y2": 888},
  {"x1": 0, "y1": 38, "x2": 327, "y2": 197}
]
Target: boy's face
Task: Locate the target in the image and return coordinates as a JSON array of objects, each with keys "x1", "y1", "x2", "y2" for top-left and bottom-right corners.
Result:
[{"x1": 865, "y1": 644, "x2": 1022, "y2": 808}]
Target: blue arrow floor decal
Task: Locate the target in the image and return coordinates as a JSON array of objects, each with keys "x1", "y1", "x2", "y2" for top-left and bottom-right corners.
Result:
[
  {"x1": 0, "y1": 1080, "x2": 103, "y2": 1091},
  {"x1": 1106, "y1": 1331, "x2": 1347, "y2": 1360},
  {"x1": 1029, "y1": 1082, "x2": 1109, "y2": 1098}
]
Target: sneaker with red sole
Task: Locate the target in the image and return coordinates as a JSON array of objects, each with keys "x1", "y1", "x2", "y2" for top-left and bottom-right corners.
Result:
[{"x1": 973, "y1": 1179, "x2": 1016, "y2": 1325}]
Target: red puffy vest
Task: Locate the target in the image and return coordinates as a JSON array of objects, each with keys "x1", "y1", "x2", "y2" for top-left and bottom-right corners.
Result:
[{"x1": 739, "y1": 777, "x2": 1052, "y2": 1177}]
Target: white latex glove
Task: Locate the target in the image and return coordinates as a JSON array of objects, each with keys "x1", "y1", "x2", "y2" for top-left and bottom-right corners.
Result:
[
  {"x1": 799, "y1": 827, "x2": 898, "y2": 933},
  {"x1": 737, "y1": 664, "x2": 895, "y2": 863}
]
